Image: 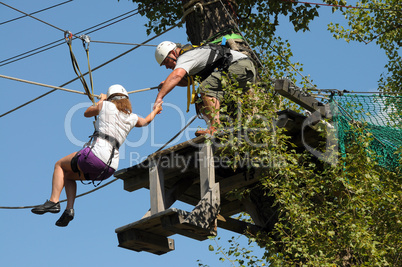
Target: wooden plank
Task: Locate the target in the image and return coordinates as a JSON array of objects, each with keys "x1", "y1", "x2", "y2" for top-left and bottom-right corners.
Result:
[
  {"x1": 142, "y1": 176, "x2": 195, "y2": 219},
  {"x1": 199, "y1": 143, "x2": 215, "y2": 198},
  {"x1": 220, "y1": 199, "x2": 244, "y2": 216},
  {"x1": 115, "y1": 208, "x2": 180, "y2": 236},
  {"x1": 217, "y1": 214, "x2": 262, "y2": 235},
  {"x1": 149, "y1": 160, "x2": 165, "y2": 215},
  {"x1": 148, "y1": 135, "x2": 206, "y2": 159},
  {"x1": 117, "y1": 228, "x2": 175, "y2": 255}
]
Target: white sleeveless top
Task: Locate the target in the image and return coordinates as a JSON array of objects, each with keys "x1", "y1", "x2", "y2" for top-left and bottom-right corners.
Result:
[{"x1": 91, "y1": 101, "x2": 138, "y2": 170}]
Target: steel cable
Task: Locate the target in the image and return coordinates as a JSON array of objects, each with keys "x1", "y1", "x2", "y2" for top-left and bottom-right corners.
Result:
[
  {"x1": 0, "y1": 0, "x2": 72, "y2": 26},
  {"x1": 0, "y1": 22, "x2": 180, "y2": 118}
]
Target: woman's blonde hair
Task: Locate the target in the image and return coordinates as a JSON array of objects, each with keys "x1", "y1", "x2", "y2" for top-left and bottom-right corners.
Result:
[{"x1": 108, "y1": 93, "x2": 132, "y2": 114}]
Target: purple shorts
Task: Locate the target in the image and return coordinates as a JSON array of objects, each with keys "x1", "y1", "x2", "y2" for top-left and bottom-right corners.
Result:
[{"x1": 74, "y1": 147, "x2": 115, "y2": 181}]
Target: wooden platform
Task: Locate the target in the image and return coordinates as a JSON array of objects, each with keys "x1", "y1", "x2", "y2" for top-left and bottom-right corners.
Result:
[
  {"x1": 114, "y1": 79, "x2": 329, "y2": 254},
  {"x1": 115, "y1": 136, "x2": 262, "y2": 218}
]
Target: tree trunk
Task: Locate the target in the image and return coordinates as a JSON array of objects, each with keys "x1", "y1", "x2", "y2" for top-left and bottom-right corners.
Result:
[{"x1": 181, "y1": 0, "x2": 260, "y2": 68}]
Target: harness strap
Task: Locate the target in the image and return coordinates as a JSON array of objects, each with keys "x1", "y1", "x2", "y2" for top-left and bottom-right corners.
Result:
[
  {"x1": 180, "y1": 44, "x2": 233, "y2": 112},
  {"x1": 186, "y1": 76, "x2": 196, "y2": 113},
  {"x1": 89, "y1": 131, "x2": 121, "y2": 150}
]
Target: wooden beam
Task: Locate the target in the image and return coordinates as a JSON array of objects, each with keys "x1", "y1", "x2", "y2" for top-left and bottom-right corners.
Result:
[
  {"x1": 149, "y1": 159, "x2": 165, "y2": 215},
  {"x1": 274, "y1": 79, "x2": 331, "y2": 118},
  {"x1": 117, "y1": 228, "x2": 175, "y2": 255},
  {"x1": 199, "y1": 143, "x2": 215, "y2": 198},
  {"x1": 142, "y1": 176, "x2": 195, "y2": 219},
  {"x1": 217, "y1": 214, "x2": 262, "y2": 235}
]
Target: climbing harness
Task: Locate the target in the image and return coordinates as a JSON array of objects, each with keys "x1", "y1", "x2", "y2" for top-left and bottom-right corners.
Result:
[
  {"x1": 179, "y1": 43, "x2": 233, "y2": 113},
  {"x1": 73, "y1": 131, "x2": 121, "y2": 187}
]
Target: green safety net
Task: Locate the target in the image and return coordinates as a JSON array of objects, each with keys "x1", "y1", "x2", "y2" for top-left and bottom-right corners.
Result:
[{"x1": 330, "y1": 94, "x2": 402, "y2": 170}]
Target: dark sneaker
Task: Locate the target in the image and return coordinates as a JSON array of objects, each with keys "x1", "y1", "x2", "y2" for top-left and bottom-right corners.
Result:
[
  {"x1": 55, "y1": 209, "x2": 74, "y2": 227},
  {"x1": 31, "y1": 200, "x2": 60, "y2": 215}
]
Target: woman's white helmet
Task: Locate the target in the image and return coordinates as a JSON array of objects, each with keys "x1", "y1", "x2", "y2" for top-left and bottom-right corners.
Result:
[
  {"x1": 107, "y1": 84, "x2": 128, "y2": 98},
  {"x1": 155, "y1": 41, "x2": 176, "y2": 65}
]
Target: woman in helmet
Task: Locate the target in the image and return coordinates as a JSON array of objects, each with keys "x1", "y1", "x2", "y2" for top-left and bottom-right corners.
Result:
[{"x1": 31, "y1": 84, "x2": 163, "y2": 227}]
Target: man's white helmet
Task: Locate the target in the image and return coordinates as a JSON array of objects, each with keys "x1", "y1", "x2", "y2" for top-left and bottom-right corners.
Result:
[
  {"x1": 155, "y1": 41, "x2": 176, "y2": 65},
  {"x1": 107, "y1": 84, "x2": 128, "y2": 98}
]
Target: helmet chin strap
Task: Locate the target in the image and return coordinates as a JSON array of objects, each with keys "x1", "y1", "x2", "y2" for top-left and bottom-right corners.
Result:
[
  {"x1": 167, "y1": 49, "x2": 178, "y2": 62},
  {"x1": 167, "y1": 56, "x2": 177, "y2": 62}
]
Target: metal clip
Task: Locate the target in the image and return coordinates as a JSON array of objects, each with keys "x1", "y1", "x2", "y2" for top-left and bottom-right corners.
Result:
[
  {"x1": 64, "y1": 30, "x2": 73, "y2": 44},
  {"x1": 80, "y1": 34, "x2": 91, "y2": 50}
]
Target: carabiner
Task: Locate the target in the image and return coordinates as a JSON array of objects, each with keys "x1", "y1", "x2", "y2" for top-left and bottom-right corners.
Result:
[
  {"x1": 80, "y1": 34, "x2": 91, "y2": 50},
  {"x1": 64, "y1": 30, "x2": 73, "y2": 44}
]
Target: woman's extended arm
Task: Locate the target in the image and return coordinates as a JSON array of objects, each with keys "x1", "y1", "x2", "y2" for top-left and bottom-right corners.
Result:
[
  {"x1": 135, "y1": 102, "x2": 163, "y2": 127},
  {"x1": 84, "y1": 94, "x2": 107, "y2": 117}
]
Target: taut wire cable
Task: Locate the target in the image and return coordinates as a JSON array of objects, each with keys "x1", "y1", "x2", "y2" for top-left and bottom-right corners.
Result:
[
  {"x1": 0, "y1": 22, "x2": 180, "y2": 118},
  {"x1": 0, "y1": 8, "x2": 141, "y2": 67},
  {"x1": 0, "y1": 2, "x2": 66, "y2": 33},
  {"x1": 0, "y1": 0, "x2": 72, "y2": 26}
]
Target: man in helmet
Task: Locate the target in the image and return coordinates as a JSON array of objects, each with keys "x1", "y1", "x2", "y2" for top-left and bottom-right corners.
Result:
[{"x1": 154, "y1": 41, "x2": 256, "y2": 136}]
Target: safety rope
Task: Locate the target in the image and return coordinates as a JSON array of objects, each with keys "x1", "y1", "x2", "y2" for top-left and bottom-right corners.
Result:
[
  {"x1": 0, "y1": 74, "x2": 100, "y2": 98},
  {"x1": 0, "y1": 22, "x2": 180, "y2": 118},
  {"x1": 127, "y1": 86, "x2": 159, "y2": 95},
  {"x1": 156, "y1": 115, "x2": 198, "y2": 153},
  {"x1": 65, "y1": 32, "x2": 95, "y2": 104}
]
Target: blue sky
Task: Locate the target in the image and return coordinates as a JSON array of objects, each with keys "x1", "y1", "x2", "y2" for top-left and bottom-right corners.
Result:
[{"x1": 0, "y1": 1, "x2": 387, "y2": 266}]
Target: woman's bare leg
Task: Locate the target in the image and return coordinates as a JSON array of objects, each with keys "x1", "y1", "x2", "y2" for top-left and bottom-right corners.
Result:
[{"x1": 49, "y1": 152, "x2": 81, "y2": 209}]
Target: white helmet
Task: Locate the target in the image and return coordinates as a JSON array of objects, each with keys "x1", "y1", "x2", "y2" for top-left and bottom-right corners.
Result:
[
  {"x1": 155, "y1": 41, "x2": 176, "y2": 65},
  {"x1": 107, "y1": 84, "x2": 128, "y2": 98}
]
